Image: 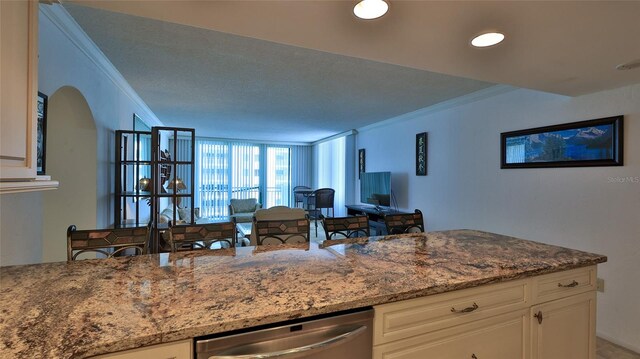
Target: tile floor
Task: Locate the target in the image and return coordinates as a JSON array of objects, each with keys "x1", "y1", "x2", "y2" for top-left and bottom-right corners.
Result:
[{"x1": 597, "y1": 337, "x2": 640, "y2": 359}]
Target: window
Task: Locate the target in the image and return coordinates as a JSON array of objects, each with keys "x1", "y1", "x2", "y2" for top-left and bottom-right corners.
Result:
[
  {"x1": 195, "y1": 140, "x2": 301, "y2": 219},
  {"x1": 266, "y1": 146, "x2": 291, "y2": 208}
]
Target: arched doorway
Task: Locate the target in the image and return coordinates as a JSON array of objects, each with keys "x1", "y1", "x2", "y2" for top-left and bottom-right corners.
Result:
[{"x1": 42, "y1": 86, "x2": 97, "y2": 262}]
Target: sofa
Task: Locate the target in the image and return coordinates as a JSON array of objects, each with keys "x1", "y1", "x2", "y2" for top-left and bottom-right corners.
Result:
[{"x1": 159, "y1": 207, "x2": 200, "y2": 224}]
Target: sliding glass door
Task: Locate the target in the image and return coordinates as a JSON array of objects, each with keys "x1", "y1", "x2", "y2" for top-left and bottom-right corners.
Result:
[
  {"x1": 265, "y1": 146, "x2": 291, "y2": 208},
  {"x1": 196, "y1": 140, "x2": 229, "y2": 219},
  {"x1": 195, "y1": 140, "x2": 296, "y2": 219},
  {"x1": 231, "y1": 143, "x2": 261, "y2": 202}
]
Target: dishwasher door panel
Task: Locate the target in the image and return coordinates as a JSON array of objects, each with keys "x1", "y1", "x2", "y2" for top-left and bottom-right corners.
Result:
[{"x1": 196, "y1": 309, "x2": 373, "y2": 359}]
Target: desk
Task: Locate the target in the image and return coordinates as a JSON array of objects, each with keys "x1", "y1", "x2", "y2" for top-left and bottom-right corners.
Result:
[{"x1": 345, "y1": 204, "x2": 410, "y2": 235}]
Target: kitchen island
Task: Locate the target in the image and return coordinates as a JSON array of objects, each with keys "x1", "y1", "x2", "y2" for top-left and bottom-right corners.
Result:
[{"x1": 0, "y1": 230, "x2": 606, "y2": 358}]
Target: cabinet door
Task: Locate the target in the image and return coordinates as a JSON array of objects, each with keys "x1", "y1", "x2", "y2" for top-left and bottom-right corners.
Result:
[
  {"x1": 0, "y1": 0, "x2": 38, "y2": 180},
  {"x1": 530, "y1": 291, "x2": 596, "y2": 359},
  {"x1": 374, "y1": 309, "x2": 529, "y2": 359},
  {"x1": 91, "y1": 339, "x2": 192, "y2": 359}
]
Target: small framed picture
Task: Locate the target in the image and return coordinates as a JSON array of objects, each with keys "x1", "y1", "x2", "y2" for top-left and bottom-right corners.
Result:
[
  {"x1": 358, "y1": 148, "x2": 366, "y2": 179},
  {"x1": 416, "y1": 132, "x2": 427, "y2": 176},
  {"x1": 36, "y1": 92, "x2": 48, "y2": 175}
]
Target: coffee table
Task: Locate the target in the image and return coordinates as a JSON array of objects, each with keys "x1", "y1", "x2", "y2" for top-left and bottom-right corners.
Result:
[{"x1": 236, "y1": 222, "x2": 252, "y2": 246}]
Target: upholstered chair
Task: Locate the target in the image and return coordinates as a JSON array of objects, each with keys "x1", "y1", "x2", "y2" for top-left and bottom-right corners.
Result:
[{"x1": 229, "y1": 198, "x2": 262, "y2": 224}]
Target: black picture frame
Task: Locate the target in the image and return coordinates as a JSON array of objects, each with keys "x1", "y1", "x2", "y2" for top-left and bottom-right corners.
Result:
[
  {"x1": 36, "y1": 92, "x2": 48, "y2": 175},
  {"x1": 416, "y1": 132, "x2": 428, "y2": 176},
  {"x1": 358, "y1": 148, "x2": 365, "y2": 179},
  {"x1": 500, "y1": 116, "x2": 623, "y2": 169}
]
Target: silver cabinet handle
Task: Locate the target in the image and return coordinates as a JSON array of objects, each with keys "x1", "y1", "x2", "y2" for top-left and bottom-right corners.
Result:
[
  {"x1": 208, "y1": 325, "x2": 367, "y2": 359},
  {"x1": 558, "y1": 280, "x2": 579, "y2": 288},
  {"x1": 451, "y1": 302, "x2": 479, "y2": 313}
]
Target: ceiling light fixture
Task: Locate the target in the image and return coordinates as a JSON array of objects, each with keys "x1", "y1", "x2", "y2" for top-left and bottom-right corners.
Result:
[
  {"x1": 354, "y1": 0, "x2": 389, "y2": 20},
  {"x1": 471, "y1": 32, "x2": 505, "y2": 48}
]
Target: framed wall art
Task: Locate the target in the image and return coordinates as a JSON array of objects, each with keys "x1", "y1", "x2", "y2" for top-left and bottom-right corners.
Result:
[
  {"x1": 358, "y1": 148, "x2": 365, "y2": 178},
  {"x1": 501, "y1": 116, "x2": 623, "y2": 169},
  {"x1": 36, "y1": 91, "x2": 48, "y2": 175},
  {"x1": 416, "y1": 132, "x2": 428, "y2": 176}
]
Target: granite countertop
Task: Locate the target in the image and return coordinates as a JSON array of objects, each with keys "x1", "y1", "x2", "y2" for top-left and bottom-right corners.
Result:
[{"x1": 0, "y1": 230, "x2": 606, "y2": 358}]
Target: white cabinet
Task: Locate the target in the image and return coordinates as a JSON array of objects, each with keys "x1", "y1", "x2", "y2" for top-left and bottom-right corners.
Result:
[
  {"x1": 373, "y1": 266, "x2": 597, "y2": 359},
  {"x1": 0, "y1": 0, "x2": 58, "y2": 193},
  {"x1": 0, "y1": 0, "x2": 38, "y2": 180},
  {"x1": 531, "y1": 268, "x2": 596, "y2": 359},
  {"x1": 373, "y1": 309, "x2": 529, "y2": 359},
  {"x1": 91, "y1": 339, "x2": 192, "y2": 359}
]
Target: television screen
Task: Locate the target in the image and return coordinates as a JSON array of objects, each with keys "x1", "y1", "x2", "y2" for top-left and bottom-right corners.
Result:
[{"x1": 360, "y1": 172, "x2": 391, "y2": 207}]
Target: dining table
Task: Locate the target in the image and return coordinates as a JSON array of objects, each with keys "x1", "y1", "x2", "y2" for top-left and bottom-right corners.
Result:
[{"x1": 293, "y1": 188, "x2": 316, "y2": 210}]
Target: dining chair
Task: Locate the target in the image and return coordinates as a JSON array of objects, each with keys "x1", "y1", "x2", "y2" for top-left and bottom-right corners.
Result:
[
  {"x1": 322, "y1": 215, "x2": 370, "y2": 241},
  {"x1": 384, "y1": 209, "x2": 425, "y2": 235},
  {"x1": 168, "y1": 221, "x2": 236, "y2": 252},
  {"x1": 253, "y1": 217, "x2": 311, "y2": 245},
  {"x1": 293, "y1": 185, "x2": 311, "y2": 208},
  {"x1": 250, "y1": 206, "x2": 307, "y2": 245},
  {"x1": 308, "y1": 188, "x2": 335, "y2": 236},
  {"x1": 67, "y1": 224, "x2": 150, "y2": 261}
]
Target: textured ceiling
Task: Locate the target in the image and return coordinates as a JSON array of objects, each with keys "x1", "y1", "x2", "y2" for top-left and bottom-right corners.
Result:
[
  {"x1": 64, "y1": 4, "x2": 494, "y2": 142},
  {"x1": 68, "y1": 0, "x2": 640, "y2": 98}
]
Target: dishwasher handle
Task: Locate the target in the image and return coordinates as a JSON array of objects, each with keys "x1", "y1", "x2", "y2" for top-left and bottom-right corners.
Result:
[{"x1": 207, "y1": 325, "x2": 368, "y2": 359}]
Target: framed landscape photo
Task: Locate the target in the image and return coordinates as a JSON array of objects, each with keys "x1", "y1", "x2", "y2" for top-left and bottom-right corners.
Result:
[
  {"x1": 501, "y1": 116, "x2": 623, "y2": 169},
  {"x1": 36, "y1": 92, "x2": 48, "y2": 175},
  {"x1": 416, "y1": 132, "x2": 428, "y2": 176},
  {"x1": 358, "y1": 148, "x2": 365, "y2": 178}
]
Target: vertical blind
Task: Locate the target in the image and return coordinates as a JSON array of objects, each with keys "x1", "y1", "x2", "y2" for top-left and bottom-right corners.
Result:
[
  {"x1": 314, "y1": 136, "x2": 346, "y2": 216},
  {"x1": 195, "y1": 139, "x2": 229, "y2": 219},
  {"x1": 190, "y1": 138, "x2": 312, "y2": 219}
]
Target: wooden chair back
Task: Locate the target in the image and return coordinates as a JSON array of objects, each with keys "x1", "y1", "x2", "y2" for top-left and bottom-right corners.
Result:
[
  {"x1": 254, "y1": 217, "x2": 310, "y2": 245},
  {"x1": 322, "y1": 215, "x2": 370, "y2": 241},
  {"x1": 384, "y1": 209, "x2": 425, "y2": 234},
  {"x1": 67, "y1": 224, "x2": 150, "y2": 261},
  {"x1": 250, "y1": 206, "x2": 307, "y2": 245},
  {"x1": 168, "y1": 222, "x2": 236, "y2": 252}
]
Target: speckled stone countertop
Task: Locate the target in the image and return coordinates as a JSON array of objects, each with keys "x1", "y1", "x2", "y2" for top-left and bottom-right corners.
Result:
[{"x1": 0, "y1": 230, "x2": 606, "y2": 358}]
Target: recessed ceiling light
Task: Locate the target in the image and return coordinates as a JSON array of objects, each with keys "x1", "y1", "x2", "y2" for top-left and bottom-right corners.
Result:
[
  {"x1": 471, "y1": 32, "x2": 505, "y2": 48},
  {"x1": 354, "y1": 0, "x2": 389, "y2": 20}
]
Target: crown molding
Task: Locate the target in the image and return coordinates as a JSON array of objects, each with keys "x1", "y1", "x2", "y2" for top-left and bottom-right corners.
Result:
[
  {"x1": 195, "y1": 135, "x2": 312, "y2": 147},
  {"x1": 357, "y1": 84, "x2": 517, "y2": 134},
  {"x1": 39, "y1": 4, "x2": 163, "y2": 127},
  {"x1": 312, "y1": 129, "x2": 358, "y2": 146}
]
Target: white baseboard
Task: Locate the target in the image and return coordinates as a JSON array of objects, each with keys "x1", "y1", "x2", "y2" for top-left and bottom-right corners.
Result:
[{"x1": 597, "y1": 331, "x2": 640, "y2": 354}]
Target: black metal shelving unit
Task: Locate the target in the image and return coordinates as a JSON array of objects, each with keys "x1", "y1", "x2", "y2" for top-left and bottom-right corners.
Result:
[{"x1": 115, "y1": 127, "x2": 195, "y2": 252}]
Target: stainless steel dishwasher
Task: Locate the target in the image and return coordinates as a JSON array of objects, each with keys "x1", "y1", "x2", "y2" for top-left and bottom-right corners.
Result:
[{"x1": 195, "y1": 308, "x2": 373, "y2": 359}]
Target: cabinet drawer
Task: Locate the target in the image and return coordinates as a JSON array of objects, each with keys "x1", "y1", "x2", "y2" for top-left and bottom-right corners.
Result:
[
  {"x1": 374, "y1": 278, "x2": 530, "y2": 345},
  {"x1": 373, "y1": 309, "x2": 529, "y2": 359},
  {"x1": 91, "y1": 339, "x2": 192, "y2": 359},
  {"x1": 533, "y1": 266, "x2": 596, "y2": 304}
]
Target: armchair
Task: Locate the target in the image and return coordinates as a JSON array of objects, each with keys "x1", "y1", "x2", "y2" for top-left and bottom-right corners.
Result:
[{"x1": 229, "y1": 198, "x2": 262, "y2": 224}]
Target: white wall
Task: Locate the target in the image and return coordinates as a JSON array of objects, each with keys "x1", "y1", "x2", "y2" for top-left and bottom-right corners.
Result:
[
  {"x1": 0, "y1": 5, "x2": 160, "y2": 266},
  {"x1": 356, "y1": 84, "x2": 640, "y2": 351},
  {"x1": 42, "y1": 87, "x2": 97, "y2": 262},
  {"x1": 0, "y1": 192, "x2": 44, "y2": 265}
]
